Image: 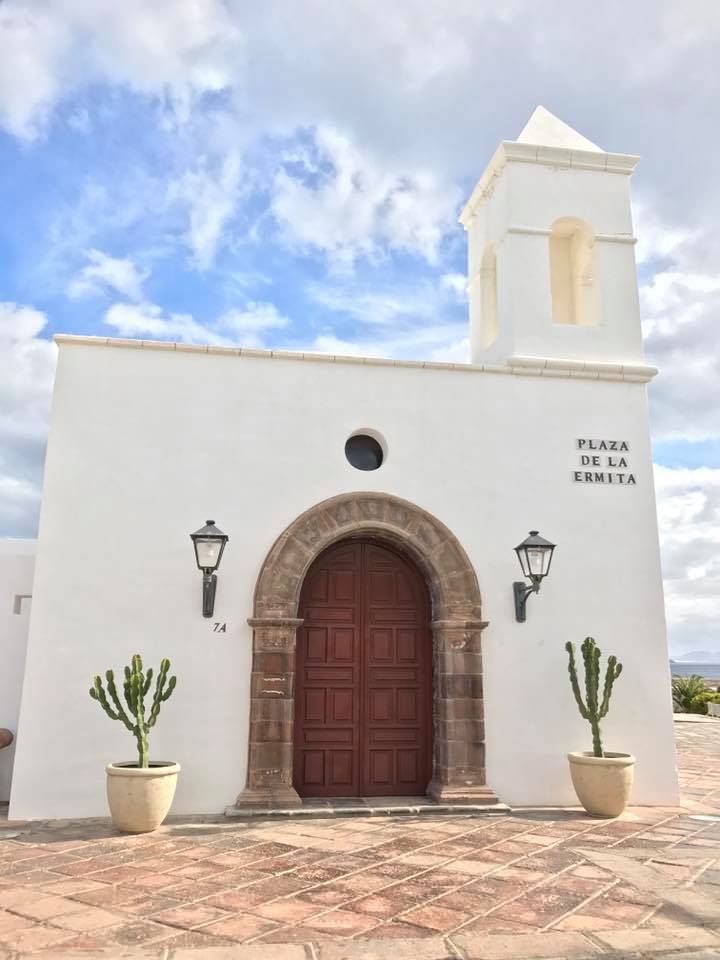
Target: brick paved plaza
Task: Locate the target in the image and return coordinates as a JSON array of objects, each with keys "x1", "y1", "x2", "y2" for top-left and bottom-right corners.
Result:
[{"x1": 0, "y1": 718, "x2": 719, "y2": 958}]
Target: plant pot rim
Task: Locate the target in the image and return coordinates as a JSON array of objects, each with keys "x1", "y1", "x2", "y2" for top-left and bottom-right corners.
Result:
[
  {"x1": 568, "y1": 751, "x2": 635, "y2": 767},
  {"x1": 106, "y1": 761, "x2": 180, "y2": 778}
]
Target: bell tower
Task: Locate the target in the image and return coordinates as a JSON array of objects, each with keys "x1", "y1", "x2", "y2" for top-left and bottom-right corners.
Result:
[{"x1": 460, "y1": 107, "x2": 645, "y2": 370}]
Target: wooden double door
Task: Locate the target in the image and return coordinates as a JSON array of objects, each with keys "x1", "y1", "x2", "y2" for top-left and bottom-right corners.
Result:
[{"x1": 294, "y1": 539, "x2": 433, "y2": 797}]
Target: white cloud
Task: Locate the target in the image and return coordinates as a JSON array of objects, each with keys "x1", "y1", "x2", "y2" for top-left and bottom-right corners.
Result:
[
  {"x1": 217, "y1": 302, "x2": 289, "y2": 348},
  {"x1": 104, "y1": 299, "x2": 291, "y2": 349},
  {"x1": 308, "y1": 323, "x2": 468, "y2": 362},
  {"x1": 0, "y1": 0, "x2": 239, "y2": 139},
  {"x1": 0, "y1": 303, "x2": 56, "y2": 536},
  {"x1": 0, "y1": 7, "x2": 69, "y2": 139},
  {"x1": 272, "y1": 127, "x2": 459, "y2": 268},
  {"x1": 655, "y1": 464, "x2": 720, "y2": 654},
  {"x1": 67, "y1": 249, "x2": 149, "y2": 301},
  {"x1": 168, "y1": 152, "x2": 243, "y2": 268},
  {"x1": 105, "y1": 301, "x2": 228, "y2": 344},
  {"x1": 638, "y1": 207, "x2": 720, "y2": 442}
]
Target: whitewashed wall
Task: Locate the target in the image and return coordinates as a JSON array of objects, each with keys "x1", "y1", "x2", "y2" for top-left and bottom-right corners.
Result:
[
  {"x1": 0, "y1": 540, "x2": 35, "y2": 802},
  {"x1": 9, "y1": 341, "x2": 678, "y2": 819}
]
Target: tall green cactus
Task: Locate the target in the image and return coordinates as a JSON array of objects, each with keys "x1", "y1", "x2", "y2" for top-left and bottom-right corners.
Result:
[
  {"x1": 565, "y1": 637, "x2": 623, "y2": 758},
  {"x1": 89, "y1": 655, "x2": 177, "y2": 768}
]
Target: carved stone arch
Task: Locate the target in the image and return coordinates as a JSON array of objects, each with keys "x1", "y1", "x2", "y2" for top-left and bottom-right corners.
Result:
[{"x1": 234, "y1": 492, "x2": 498, "y2": 809}]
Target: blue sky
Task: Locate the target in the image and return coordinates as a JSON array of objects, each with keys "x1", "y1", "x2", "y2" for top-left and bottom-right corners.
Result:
[{"x1": 1, "y1": 1, "x2": 719, "y2": 654}]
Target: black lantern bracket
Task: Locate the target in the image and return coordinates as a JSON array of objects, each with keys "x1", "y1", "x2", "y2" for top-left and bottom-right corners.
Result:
[
  {"x1": 513, "y1": 579, "x2": 539, "y2": 622},
  {"x1": 190, "y1": 520, "x2": 229, "y2": 619},
  {"x1": 513, "y1": 530, "x2": 555, "y2": 623}
]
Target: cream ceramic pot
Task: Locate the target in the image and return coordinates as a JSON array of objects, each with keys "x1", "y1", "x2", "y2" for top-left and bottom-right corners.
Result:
[
  {"x1": 106, "y1": 761, "x2": 180, "y2": 833},
  {"x1": 568, "y1": 752, "x2": 635, "y2": 818}
]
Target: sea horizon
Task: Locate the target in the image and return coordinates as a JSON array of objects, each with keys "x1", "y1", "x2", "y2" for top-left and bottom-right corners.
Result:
[{"x1": 669, "y1": 661, "x2": 720, "y2": 678}]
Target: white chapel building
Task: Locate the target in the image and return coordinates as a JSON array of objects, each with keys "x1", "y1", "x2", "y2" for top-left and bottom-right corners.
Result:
[{"x1": 3, "y1": 108, "x2": 678, "y2": 819}]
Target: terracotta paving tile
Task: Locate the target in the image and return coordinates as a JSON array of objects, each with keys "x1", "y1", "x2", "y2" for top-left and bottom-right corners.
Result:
[
  {"x1": 323, "y1": 873, "x2": 390, "y2": 895},
  {"x1": 0, "y1": 845, "x2": 47, "y2": 862},
  {"x1": 290, "y1": 864, "x2": 352, "y2": 884},
  {"x1": 72, "y1": 884, "x2": 147, "y2": 907},
  {"x1": 124, "y1": 871, "x2": 188, "y2": 891},
  {"x1": 52, "y1": 858, "x2": 110, "y2": 876},
  {"x1": 39, "y1": 931, "x2": 110, "y2": 951},
  {"x1": 83, "y1": 864, "x2": 150, "y2": 883},
  {"x1": 131, "y1": 854, "x2": 196, "y2": 872},
  {"x1": 414, "y1": 869, "x2": 474, "y2": 889},
  {"x1": 203, "y1": 912, "x2": 279, "y2": 941},
  {"x1": 160, "y1": 879, "x2": 228, "y2": 901},
  {"x1": 38, "y1": 877, "x2": 106, "y2": 896},
  {"x1": 493, "y1": 864, "x2": 552, "y2": 885},
  {"x1": 549, "y1": 874, "x2": 607, "y2": 897},
  {"x1": 400, "y1": 902, "x2": 471, "y2": 932},
  {"x1": 491, "y1": 889, "x2": 586, "y2": 927},
  {"x1": 203, "y1": 888, "x2": 266, "y2": 912},
  {"x1": 170, "y1": 844, "x2": 219, "y2": 860},
  {"x1": 381, "y1": 879, "x2": 454, "y2": 904},
  {"x1": 104, "y1": 919, "x2": 176, "y2": 945},
  {"x1": 0, "y1": 924, "x2": 76, "y2": 951},
  {"x1": 297, "y1": 908, "x2": 380, "y2": 936},
  {"x1": 168, "y1": 861, "x2": 230, "y2": 880},
  {"x1": 49, "y1": 905, "x2": 124, "y2": 931},
  {"x1": 360, "y1": 861, "x2": 418, "y2": 881},
  {"x1": 122, "y1": 894, "x2": 185, "y2": 916},
  {"x1": 230, "y1": 875, "x2": 311, "y2": 904},
  {"x1": 71, "y1": 885, "x2": 147, "y2": 907},
  {"x1": 441, "y1": 858, "x2": 497, "y2": 876},
  {"x1": 579, "y1": 897, "x2": 657, "y2": 923},
  {"x1": 256, "y1": 923, "x2": 335, "y2": 943},
  {"x1": 346, "y1": 893, "x2": 409, "y2": 919},
  {"x1": 209, "y1": 867, "x2": 275, "y2": 886},
  {"x1": 205, "y1": 850, "x2": 267, "y2": 868},
  {"x1": 521, "y1": 833, "x2": 564, "y2": 847},
  {"x1": 356, "y1": 919, "x2": 436, "y2": 939},
  {"x1": 553, "y1": 911, "x2": 629, "y2": 931},
  {"x1": 152, "y1": 902, "x2": 230, "y2": 929},
  {"x1": 251, "y1": 898, "x2": 325, "y2": 923},
  {"x1": 159, "y1": 929, "x2": 236, "y2": 948},
  {"x1": 0, "y1": 910, "x2": 34, "y2": 934},
  {"x1": 297, "y1": 887, "x2": 356, "y2": 907},
  {"x1": 0, "y1": 887, "x2": 43, "y2": 911},
  {"x1": 13, "y1": 894, "x2": 86, "y2": 921},
  {"x1": 433, "y1": 888, "x2": 497, "y2": 915},
  {"x1": 457, "y1": 914, "x2": 542, "y2": 935}
]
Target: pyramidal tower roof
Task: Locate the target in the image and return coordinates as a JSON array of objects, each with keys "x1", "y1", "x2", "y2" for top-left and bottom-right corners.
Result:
[
  {"x1": 459, "y1": 106, "x2": 638, "y2": 227},
  {"x1": 516, "y1": 106, "x2": 602, "y2": 152}
]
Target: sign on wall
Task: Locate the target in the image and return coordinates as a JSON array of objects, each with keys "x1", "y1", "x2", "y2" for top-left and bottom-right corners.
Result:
[{"x1": 573, "y1": 439, "x2": 636, "y2": 485}]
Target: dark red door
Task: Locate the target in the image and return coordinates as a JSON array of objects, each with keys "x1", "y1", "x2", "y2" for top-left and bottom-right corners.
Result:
[{"x1": 294, "y1": 540, "x2": 432, "y2": 797}]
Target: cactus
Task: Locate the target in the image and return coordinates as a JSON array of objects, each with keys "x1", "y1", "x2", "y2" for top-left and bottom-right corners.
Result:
[
  {"x1": 565, "y1": 637, "x2": 623, "y2": 758},
  {"x1": 89, "y1": 655, "x2": 177, "y2": 768}
]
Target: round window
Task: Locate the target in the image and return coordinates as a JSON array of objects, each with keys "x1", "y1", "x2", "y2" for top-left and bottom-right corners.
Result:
[{"x1": 345, "y1": 434, "x2": 384, "y2": 471}]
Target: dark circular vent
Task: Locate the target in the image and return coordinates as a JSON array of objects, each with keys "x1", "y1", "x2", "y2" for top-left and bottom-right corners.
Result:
[{"x1": 345, "y1": 434, "x2": 384, "y2": 471}]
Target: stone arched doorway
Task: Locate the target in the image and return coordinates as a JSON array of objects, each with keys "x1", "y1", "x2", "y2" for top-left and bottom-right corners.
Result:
[{"x1": 235, "y1": 492, "x2": 497, "y2": 808}]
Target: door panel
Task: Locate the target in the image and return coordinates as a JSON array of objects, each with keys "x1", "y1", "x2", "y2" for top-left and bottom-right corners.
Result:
[{"x1": 294, "y1": 540, "x2": 432, "y2": 797}]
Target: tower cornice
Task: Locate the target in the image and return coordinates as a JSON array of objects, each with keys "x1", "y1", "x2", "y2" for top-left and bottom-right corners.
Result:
[{"x1": 459, "y1": 141, "x2": 640, "y2": 228}]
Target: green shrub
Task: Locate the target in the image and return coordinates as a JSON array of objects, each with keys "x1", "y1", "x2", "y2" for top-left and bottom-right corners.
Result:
[
  {"x1": 688, "y1": 691, "x2": 720, "y2": 715},
  {"x1": 672, "y1": 674, "x2": 708, "y2": 713}
]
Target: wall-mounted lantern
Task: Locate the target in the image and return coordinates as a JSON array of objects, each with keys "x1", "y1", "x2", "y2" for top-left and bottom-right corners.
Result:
[
  {"x1": 513, "y1": 530, "x2": 555, "y2": 622},
  {"x1": 190, "y1": 520, "x2": 229, "y2": 618}
]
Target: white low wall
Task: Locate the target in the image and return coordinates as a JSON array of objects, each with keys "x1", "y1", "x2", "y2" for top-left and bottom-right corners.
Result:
[{"x1": 0, "y1": 540, "x2": 35, "y2": 802}]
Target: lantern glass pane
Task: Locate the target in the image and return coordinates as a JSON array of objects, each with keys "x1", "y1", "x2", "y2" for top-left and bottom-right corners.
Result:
[
  {"x1": 526, "y1": 546, "x2": 548, "y2": 577},
  {"x1": 195, "y1": 537, "x2": 221, "y2": 571}
]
